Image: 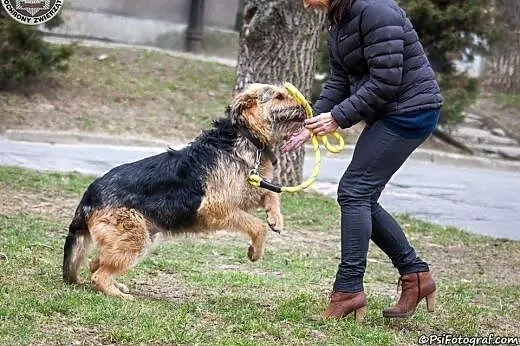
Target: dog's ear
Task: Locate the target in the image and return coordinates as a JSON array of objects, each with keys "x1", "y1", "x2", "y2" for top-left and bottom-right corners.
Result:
[
  {"x1": 229, "y1": 91, "x2": 259, "y2": 127},
  {"x1": 229, "y1": 88, "x2": 271, "y2": 144}
]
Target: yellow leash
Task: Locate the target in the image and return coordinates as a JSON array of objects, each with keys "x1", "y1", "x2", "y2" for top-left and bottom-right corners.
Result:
[{"x1": 248, "y1": 82, "x2": 345, "y2": 193}]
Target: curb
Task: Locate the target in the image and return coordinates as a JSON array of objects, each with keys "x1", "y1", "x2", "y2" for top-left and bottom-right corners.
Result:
[
  {"x1": 4, "y1": 129, "x2": 520, "y2": 173},
  {"x1": 43, "y1": 35, "x2": 238, "y2": 68},
  {"x1": 303, "y1": 143, "x2": 520, "y2": 172},
  {"x1": 2, "y1": 129, "x2": 184, "y2": 149}
]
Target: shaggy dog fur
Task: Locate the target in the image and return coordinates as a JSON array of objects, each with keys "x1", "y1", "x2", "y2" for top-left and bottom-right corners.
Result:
[{"x1": 62, "y1": 83, "x2": 306, "y2": 299}]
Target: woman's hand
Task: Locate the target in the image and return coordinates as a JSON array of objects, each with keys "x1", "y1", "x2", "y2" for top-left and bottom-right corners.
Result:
[
  {"x1": 280, "y1": 113, "x2": 341, "y2": 153},
  {"x1": 280, "y1": 127, "x2": 312, "y2": 153},
  {"x1": 304, "y1": 112, "x2": 339, "y2": 136}
]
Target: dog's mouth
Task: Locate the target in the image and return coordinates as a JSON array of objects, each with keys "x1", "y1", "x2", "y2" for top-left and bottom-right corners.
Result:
[
  {"x1": 281, "y1": 110, "x2": 307, "y2": 140},
  {"x1": 270, "y1": 104, "x2": 307, "y2": 141}
]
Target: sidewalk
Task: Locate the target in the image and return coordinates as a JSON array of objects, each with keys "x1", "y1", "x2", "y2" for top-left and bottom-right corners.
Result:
[
  {"x1": 4, "y1": 129, "x2": 520, "y2": 173},
  {"x1": 44, "y1": 35, "x2": 238, "y2": 67}
]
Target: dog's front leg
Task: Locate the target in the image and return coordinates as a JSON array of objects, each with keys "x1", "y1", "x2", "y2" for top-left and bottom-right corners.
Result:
[
  {"x1": 263, "y1": 191, "x2": 283, "y2": 234},
  {"x1": 226, "y1": 210, "x2": 269, "y2": 262}
]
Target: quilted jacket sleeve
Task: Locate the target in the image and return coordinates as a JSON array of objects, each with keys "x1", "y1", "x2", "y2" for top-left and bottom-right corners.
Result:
[
  {"x1": 313, "y1": 48, "x2": 362, "y2": 127},
  {"x1": 330, "y1": 2, "x2": 405, "y2": 128}
]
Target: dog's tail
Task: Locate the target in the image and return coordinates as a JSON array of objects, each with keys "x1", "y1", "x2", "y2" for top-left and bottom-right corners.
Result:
[{"x1": 63, "y1": 206, "x2": 92, "y2": 284}]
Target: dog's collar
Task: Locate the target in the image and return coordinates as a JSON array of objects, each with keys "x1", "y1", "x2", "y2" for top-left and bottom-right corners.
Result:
[{"x1": 235, "y1": 124, "x2": 278, "y2": 167}]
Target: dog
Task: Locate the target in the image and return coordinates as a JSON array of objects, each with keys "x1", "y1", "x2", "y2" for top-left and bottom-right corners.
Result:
[{"x1": 62, "y1": 83, "x2": 307, "y2": 299}]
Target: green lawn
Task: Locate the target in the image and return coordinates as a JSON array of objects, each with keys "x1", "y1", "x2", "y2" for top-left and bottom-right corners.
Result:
[{"x1": 0, "y1": 166, "x2": 519, "y2": 345}]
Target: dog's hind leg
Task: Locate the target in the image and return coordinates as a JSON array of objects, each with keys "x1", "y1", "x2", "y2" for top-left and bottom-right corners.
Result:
[
  {"x1": 91, "y1": 265, "x2": 135, "y2": 300},
  {"x1": 262, "y1": 192, "x2": 283, "y2": 233},
  {"x1": 88, "y1": 208, "x2": 151, "y2": 299},
  {"x1": 90, "y1": 256, "x2": 130, "y2": 294}
]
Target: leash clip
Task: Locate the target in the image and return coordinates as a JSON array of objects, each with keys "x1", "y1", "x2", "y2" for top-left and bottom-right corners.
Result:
[{"x1": 253, "y1": 150, "x2": 262, "y2": 172}]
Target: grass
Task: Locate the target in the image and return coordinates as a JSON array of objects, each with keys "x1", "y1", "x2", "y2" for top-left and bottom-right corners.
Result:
[
  {"x1": 1, "y1": 166, "x2": 519, "y2": 345},
  {"x1": 496, "y1": 94, "x2": 520, "y2": 110},
  {"x1": 0, "y1": 46, "x2": 236, "y2": 141}
]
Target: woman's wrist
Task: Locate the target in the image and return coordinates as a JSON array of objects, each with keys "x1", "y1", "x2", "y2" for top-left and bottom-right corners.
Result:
[{"x1": 330, "y1": 107, "x2": 352, "y2": 129}]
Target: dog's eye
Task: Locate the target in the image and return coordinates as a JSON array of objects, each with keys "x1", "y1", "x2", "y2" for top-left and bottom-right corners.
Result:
[{"x1": 275, "y1": 93, "x2": 285, "y2": 100}]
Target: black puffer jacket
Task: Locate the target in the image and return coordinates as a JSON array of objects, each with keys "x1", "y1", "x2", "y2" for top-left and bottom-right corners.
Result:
[{"x1": 314, "y1": 0, "x2": 443, "y2": 128}]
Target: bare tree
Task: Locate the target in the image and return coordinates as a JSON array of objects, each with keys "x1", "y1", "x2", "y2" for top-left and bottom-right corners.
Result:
[
  {"x1": 234, "y1": 0, "x2": 326, "y2": 186},
  {"x1": 482, "y1": 0, "x2": 520, "y2": 93}
]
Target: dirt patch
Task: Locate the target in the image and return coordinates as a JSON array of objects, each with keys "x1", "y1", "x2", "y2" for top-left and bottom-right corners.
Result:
[
  {"x1": 420, "y1": 242, "x2": 520, "y2": 287},
  {"x1": 267, "y1": 227, "x2": 340, "y2": 252},
  {"x1": 0, "y1": 186, "x2": 78, "y2": 221},
  {"x1": 479, "y1": 315, "x2": 520, "y2": 337},
  {"x1": 271, "y1": 221, "x2": 520, "y2": 288},
  {"x1": 35, "y1": 318, "x2": 111, "y2": 346},
  {"x1": 132, "y1": 271, "x2": 200, "y2": 302}
]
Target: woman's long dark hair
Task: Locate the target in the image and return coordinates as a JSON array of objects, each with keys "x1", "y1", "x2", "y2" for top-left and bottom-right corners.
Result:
[{"x1": 328, "y1": 0, "x2": 351, "y2": 24}]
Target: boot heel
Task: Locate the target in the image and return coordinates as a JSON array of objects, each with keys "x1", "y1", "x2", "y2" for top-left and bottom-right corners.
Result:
[
  {"x1": 425, "y1": 291, "x2": 436, "y2": 312},
  {"x1": 354, "y1": 306, "x2": 367, "y2": 322}
]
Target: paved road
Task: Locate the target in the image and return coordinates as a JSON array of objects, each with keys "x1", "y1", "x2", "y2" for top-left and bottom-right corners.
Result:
[
  {"x1": 1, "y1": 139, "x2": 519, "y2": 240},
  {"x1": 305, "y1": 155, "x2": 520, "y2": 240}
]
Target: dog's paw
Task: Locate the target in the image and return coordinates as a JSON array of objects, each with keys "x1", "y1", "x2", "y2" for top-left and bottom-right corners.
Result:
[
  {"x1": 267, "y1": 214, "x2": 283, "y2": 234},
  {"x1": 268, "y1": 222, "x2": 282, "y2": 234},
  {"x1": 247, "y1": 243, "x2": 264, "y2": 262}
]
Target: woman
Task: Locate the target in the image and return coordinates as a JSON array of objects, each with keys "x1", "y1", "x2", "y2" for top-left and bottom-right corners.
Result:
[{"x1": 282, "y1": 0, "x2": 443, "y2": 320}]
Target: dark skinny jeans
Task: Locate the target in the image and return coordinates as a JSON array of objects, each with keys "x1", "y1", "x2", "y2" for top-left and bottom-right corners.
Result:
[{"x1": 333, "y1": 119, "x2": 430, "y2": 293}]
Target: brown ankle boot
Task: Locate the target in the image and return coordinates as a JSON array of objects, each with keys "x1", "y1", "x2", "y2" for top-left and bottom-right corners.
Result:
[
  {"x1": 323, "y1": 291, "x2": 367, "y2": 321},
  {"x1": 383, "y1": 271, "x2": 436, "y2": 318}
]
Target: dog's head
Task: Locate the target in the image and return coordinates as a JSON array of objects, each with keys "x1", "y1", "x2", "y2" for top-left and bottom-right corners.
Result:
[{"x1": 228, "y1": 83, "x2": 307, "y2": 146}]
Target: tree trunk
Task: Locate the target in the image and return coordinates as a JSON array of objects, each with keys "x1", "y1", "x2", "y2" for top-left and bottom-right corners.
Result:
[
  {"x1": 233, "y1": 0, "x2": 326, "y2": 186},
  {"x1": 482, "y1": 0, "x2": 520, "y2": 93}
]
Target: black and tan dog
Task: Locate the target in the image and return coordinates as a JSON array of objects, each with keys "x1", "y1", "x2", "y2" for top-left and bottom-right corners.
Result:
[{"x1": 62, "y1": 83, "x2": 306, "y2": 299}]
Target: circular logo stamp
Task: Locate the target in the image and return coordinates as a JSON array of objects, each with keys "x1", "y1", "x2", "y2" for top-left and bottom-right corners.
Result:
[{"x1": 2, "y1": 0, "x2": 63, "y2": 25}]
